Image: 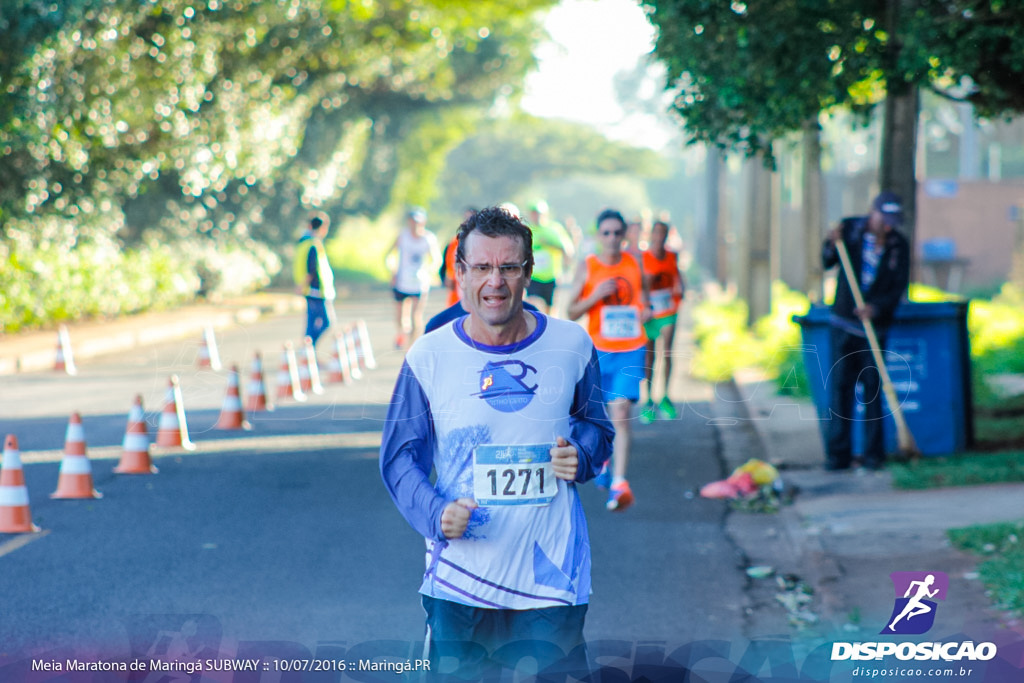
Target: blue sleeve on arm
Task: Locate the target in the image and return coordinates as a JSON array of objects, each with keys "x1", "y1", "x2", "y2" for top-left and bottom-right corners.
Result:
[
  {"x1": 380, "y1": 360, "x2": 448, "y2": 541},
  {"x1": 568, "y1": 347, "x2": 615, "y2": 483}
]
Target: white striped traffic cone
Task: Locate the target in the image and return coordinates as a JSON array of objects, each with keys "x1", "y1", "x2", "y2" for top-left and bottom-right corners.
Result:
[
  {"x1": 215, "y1": 365, "x2": 250, "y2": 430},
  {"x1": 0, "y1": 435, "x2": 40, "y2": 533},
  {"x1": 344, "y1": 326, "x2": 363, "y2": 380},
  {"x1": 115, "y1": 395, "x2": 158, "y2": 474},
  {"x1": 51, "y1": 412, "x2": 102, "y2": 499},
  {"x1": 54, "y1": 325, "x2": 77, "y2": 375},
  {"x1": 196, "y1": 325, "x2": 222, "y2": 371},
  {"x1": 276, "y1": 343, "x2": 307, "y2": 402},
  {"x1": 155, "y1": 375, "x2": 195, "y2": 450},
  {"x1": 326, "y1": 334, "x2": 352, "y2": 385},
  {"x1": 356, "y1": 319, "x2": 377, "y2": 370},
  {"x1": 245, "y1": 352, "x2": 271, "y2": 412},
  {"x1": 303, "y1": 337, "x2": 325, "y2": 395}
]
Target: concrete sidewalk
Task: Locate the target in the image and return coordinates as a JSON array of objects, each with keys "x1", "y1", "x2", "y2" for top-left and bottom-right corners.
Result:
[{"x1": 716, "y1": 367, "x2": 1024, "y2": 647}]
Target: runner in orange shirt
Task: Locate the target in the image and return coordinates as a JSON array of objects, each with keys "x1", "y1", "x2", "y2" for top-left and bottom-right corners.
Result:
[
  {"x1": 440, "y1": 208, "x2": 477, "y2": 307},
  {"x1": 639, "y1": 220, "x2": 686, "y2": 423},
  {"x1": 567, "y1": 208, "x2": 650, "y2": 511}
]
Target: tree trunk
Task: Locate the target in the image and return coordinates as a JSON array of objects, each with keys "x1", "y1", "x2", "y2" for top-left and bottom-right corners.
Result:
[
  {"x1": 802, "y1": 121, "x2": 825, "y2": 301},
  {"x1": 740, "y1": 154, "x2": 773, "y2": 325},
  {"x1": 880, "y1": 85, "x2": 920, "y2": 261},
  {"x1": 701, "y1": 148, "x2": 723, "y2": 287},
  {"x1": 879, "y1": 0, "x2": 919, "y2": 267}
]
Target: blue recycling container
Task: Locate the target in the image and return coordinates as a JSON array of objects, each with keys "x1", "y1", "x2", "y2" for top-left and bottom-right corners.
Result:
[{"x1": 793, "y1": 301, "x2": 974, "y2": 456}]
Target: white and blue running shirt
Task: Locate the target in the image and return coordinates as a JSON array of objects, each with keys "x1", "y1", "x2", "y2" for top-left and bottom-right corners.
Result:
[{"x1": 380, "y1": 312, "x2": 614, "y2": 609}]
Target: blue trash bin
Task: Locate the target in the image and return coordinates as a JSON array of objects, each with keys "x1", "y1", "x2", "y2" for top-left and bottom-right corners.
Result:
[{"x1": 793, "y1": 301, "x2": 974, "y2": 457}]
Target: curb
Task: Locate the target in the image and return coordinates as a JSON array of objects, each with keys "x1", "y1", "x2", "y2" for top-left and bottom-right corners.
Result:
[
  {"x1": 0, "y1": 293, "x2": 305, "y2": 376},
  {"x1": 722, "y1": 373, "x2": 850, "y2": 629}
]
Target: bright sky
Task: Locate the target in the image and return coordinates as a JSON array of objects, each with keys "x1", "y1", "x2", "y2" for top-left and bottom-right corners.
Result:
[{"x1": 521, "y1": 0, "x2": 679, "y2": 150}]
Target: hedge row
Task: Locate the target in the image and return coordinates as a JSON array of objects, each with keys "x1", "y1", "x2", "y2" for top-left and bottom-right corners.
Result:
[{"x1": 1, "y1": 232, "x2": 281, "y2": 334}]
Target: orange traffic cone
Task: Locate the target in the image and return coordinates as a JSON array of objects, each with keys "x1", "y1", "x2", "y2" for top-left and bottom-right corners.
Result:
[
  {"x1": 344, "y1": 326, "x2": 363, "y2": 380},
  {"x1": 115, "y1": 395, "x2": 158, "y2": 474},
  {"x1": 245, "y1": 352, "x2": 272, "y2": 412},
  {"x1": 303, "y1": 337, "x2": 325, "y2": 395},
  {"x1": 51, "y1": 412, "x2": 102, "y2": 499},
  {"x1": 276, "y1": 343, "x2": 307, "y2": 402},
  {"x1": 356, "y1": 320, "x2": 378, "y2": 370},
  {"x1": 215, "y1": 365, "x2": 251, "y2": 430},
  {"x1": 54, "y1": 324, "x2": 78, "y2": 375},
  {"x1": 155, "y1": 375, "x2": 196, "y2": 450},
  {"x1": 326, "y1": 334, "x2": 352, "y2": 385},
  {"x1": 0, "y1": 435, "x2": 40, "y2": 533},
  {"x1": 196, "y1": 325, "x2": 222, "y2": 371}
]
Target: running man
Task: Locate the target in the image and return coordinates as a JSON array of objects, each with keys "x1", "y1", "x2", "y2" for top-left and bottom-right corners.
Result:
[
  {"x1": 380, "y1": 206, "x2": 613, "y2": 679},
  {"x1": 567, "y1": 208, "x2": 650, "y2": 511},
  {"x1": 639, "y1": 219, "x2": 686, "y2": 423},
  {"x1": 387, "y1": 206, "x2": 440, "y2": 349},
  {"x1": 888, "y1": 574, "x2": 940, "y2": 631}
]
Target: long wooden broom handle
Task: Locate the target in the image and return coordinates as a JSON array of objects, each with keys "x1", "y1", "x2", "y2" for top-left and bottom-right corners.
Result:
[{"x1": 834, "y1": 237, "x2": 919, "y2": 455}]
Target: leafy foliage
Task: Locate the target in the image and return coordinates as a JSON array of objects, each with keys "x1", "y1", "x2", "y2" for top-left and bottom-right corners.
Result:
[
  {"x1": 643, "y1": 0, "x2": 888, "y2": 160},
  {"x1": 642, "y1": 1, "x2": 1024, "y2": 162},
  {"x1": 690, "y1": 282, "x2": 811, "y2": 386},
  {"x1": 436, "y1": 114, "x2": 669, "y2": 223},
  {"x1": 0, "y1": 0, "x2": 554, "y2": 246},
  {"x1": 0, "y1": 0, "x2": 559, "y2": 329}
]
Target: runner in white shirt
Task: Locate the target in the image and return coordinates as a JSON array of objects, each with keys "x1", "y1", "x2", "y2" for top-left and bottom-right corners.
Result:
[{"x1": 387, "y1": 207, "x2": 440, "y2": 349}]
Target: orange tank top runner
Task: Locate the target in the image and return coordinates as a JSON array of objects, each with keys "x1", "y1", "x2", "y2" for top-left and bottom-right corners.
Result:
[
  {"x1": 581, "y1": 253, "x2": 648, "y2": 352},
  {"x1": 444, "y1": 236, "x2": 460, "y2": 306},
  {"x1": 642, "y1": 250, "x2": 682, "y2": 320}
]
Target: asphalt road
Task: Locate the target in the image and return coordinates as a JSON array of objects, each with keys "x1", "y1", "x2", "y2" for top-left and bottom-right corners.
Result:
[{"x1": 0, "y1": 295, "x2": 749, "y2": 677}]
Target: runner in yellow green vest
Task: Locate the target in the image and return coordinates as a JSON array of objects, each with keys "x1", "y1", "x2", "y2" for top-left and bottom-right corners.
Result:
[
  {"x1": 292, "y1": 212, "x2": 336, "y2": 347},
  {"x1": 526, "y1": 200, "x2": 574, "y2": 315}
]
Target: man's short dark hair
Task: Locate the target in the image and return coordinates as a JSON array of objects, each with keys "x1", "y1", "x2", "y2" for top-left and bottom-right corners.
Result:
[
  {"x1": 309, "y1": 212, "x2": 329, "y2": 231},
  {"x1": 596, "y1": 208, "x2": 626, "y2": 230},
  {"x1": 455, "y1": 205, "x2": 534, "y2": 270}
]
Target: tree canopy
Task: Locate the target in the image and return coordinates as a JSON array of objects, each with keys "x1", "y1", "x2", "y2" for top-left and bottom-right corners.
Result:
[
  {"x1": 435, "y1": 113, "x2": 669, "y2": 220},
  {"x1": 0, "y1": 0, "x2": 555, "y2": 246},
  {"x1": 643, "y1": 0, "x2": 1024, "y2": 162}
]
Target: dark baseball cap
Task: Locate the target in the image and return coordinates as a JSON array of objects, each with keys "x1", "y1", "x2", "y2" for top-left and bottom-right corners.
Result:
[{"x1": 872, "y1": 192, "x2": 903, "y2": 227}]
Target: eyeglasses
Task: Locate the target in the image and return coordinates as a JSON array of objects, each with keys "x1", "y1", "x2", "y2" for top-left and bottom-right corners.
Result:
[{"x1": 459, "y1": 259, "x2": 529, "y2": 281}]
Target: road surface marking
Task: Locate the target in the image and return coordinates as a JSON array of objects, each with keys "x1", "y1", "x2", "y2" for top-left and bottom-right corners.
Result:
[{"x1": 0, "y1": 529, "x2": 51, "y2": 558}]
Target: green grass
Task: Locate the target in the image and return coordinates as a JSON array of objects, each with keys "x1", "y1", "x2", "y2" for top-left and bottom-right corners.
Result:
[
  {"x1": 888, "y1": 451, "x2": 1024, "y2": 490},
  {"x1": 974, "y1": 416, "x2": 1024, "y2": 449},
  {"x1": 948, "y1": 521, "x2": 1024, "y2": 616}
]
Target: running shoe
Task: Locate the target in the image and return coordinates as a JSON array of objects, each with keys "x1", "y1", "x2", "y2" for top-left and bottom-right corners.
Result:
[
  {"x1": 606, "y1": 480, "x2": 634, "y2": 511},
  {"x1": 394, "y1": 332, "x2": 407, "y2": 349},
  {"x1": 594, "y1": 464, "x2": 612, "y2": 490},
  {"x1": 639, "y1": 400, "x2": 656, "y2": 425},
  {"x1": 657, "y1": 397, "x2": 678, "y2": 420}
]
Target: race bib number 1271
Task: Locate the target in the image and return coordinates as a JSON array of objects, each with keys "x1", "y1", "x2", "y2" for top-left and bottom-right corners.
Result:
[{"x1": 473, "y1": 443, "x2": 557, "y2": 506}]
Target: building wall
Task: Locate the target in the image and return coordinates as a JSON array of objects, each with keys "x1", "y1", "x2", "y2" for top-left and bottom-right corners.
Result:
[{"x1": 916, "y1": 179, "x2": 1024, "y2": 292}]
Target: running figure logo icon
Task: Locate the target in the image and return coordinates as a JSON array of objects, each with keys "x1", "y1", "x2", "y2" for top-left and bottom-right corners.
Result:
[
  {"x1": 474, "y1": 360, "x2": 539, "y2": 413},
  {"x1": 882, "y1": 571, "x2": 949, "y2": 635}
]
